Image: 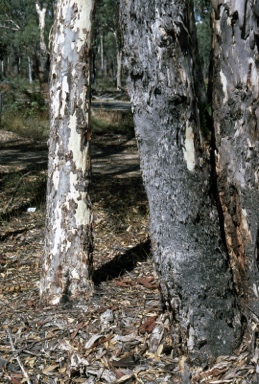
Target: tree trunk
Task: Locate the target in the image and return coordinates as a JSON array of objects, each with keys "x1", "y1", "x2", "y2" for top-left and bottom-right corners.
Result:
[
  {"x1": 100, "y1": 32, "x2": 104, "y2": 75},
  {"x1": 35, "y1": 1, "x2": 48, "y2": 86},
  {"x1": 121, "y1": 0, "x2": 242, "y2": 363},
  {"x1": 28, "y1": 56, "x2": 32, "y2": 83},
  {"x1": 40, "y1": 0, "x2": 95, "y2": 306},
  {"x1": 116, "y1": 45, "x2": 122, "y2": 90},
  {"x1": 114, "y1": 31, "x2": 122, "y2": 90},
  {"x1": 0, "y1": 60, "x2": 3, "y2": 77},
  {"x1": 210, "y1": 1, "x2": 259, "y2": 321}
]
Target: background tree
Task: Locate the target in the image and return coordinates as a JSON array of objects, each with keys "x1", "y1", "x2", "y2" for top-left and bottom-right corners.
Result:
[
  {"x1": 120, "y1": 0, "x2": 249, "y2": 363},
  {"x1": 194, "y1": 0, "x2": 211, "y2": 79},
  {"x1": 40, "y1": 0, "x2": 95, "y2": 305},
  {"x1": 35, "y1": 1, "x2": 49, "y2": 87},
  {"x1": 94, "y1": 0, "x2": 122, "y2": 88},
  {"x1": 0, "y1": 0, "x2": 54, "y2": 83}
]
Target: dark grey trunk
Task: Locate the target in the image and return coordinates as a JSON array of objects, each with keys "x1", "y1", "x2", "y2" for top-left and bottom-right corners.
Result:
[
  {"x1": 210, "y1": 2, "x2": 259, "y2": 321},
  {"x1": 121, "y1": 0, "x2": 242, "y2": 363}
]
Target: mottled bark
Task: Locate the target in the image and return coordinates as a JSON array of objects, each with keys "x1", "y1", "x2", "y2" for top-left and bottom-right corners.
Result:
[
  {"x1": 40, "y1": 0, "x2": 95, "y2": 306},
  {"x1": 121, "y1": 0, "x2": 242, "y2": 362},
  {"x1": 210, "y1": 1, "x2": 259, "y2": 320}
]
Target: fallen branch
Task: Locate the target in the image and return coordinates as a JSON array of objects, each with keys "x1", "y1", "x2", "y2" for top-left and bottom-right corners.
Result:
[{"x1": 7, "y1": 328, "x2": 32, "y2": 384}]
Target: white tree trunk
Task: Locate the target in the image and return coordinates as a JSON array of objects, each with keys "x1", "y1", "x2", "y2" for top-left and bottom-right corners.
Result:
[
  {"x1": 116, "y1": 49, "x2": 122, "y2": 90},
  {"x1": 36, "y1": 2, "x2": 47, "y2": 53},
  {"x1": 35, "y1": 1, "x2": 48, "y2": 85},
  {"x1": 114, "y1": 31, "x2": 122, "y2": 90},
  {"x1": 28, "y1": 56, "x2": 32, "y2": 83},
  {"x1": 40, "y1": 0, "x2": 95, "y2": 306}
]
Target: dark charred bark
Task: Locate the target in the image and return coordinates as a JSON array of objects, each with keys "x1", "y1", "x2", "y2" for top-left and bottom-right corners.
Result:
[
  {"x1": 210, "y1": 1, "x2": 259, "y2": 322},
  {"x1": 121, "y1": 0, "x2": 242, "y2": 363}
]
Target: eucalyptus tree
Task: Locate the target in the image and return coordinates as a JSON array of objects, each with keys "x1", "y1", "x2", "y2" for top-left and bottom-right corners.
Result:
[
  {"x1": 121, "y1": 0, "x2": 259, "y2": 363},
  {"x1": 40, "y1": 0, "x2": 95, "y2": 305},
  {"x1": 35, "y1": 1, "x2": 48, "y2": 86},
  {"x1": 94, "y1": 0, "x2": 122, "y2": 88},
  {"x1": 41, "y1": 0, "x2": 259, "y2": 363},
  {"x1": 210, "y1": 0, "x2": 259, "y2": 334},
  {"x1": 0, "y1": 0, "x2": 54, "y2": 82}
]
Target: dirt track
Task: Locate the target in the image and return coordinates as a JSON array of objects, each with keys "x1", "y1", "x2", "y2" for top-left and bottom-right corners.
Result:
[{"x1": 0, "y1": 130, "x2": 140, "y2": 178}]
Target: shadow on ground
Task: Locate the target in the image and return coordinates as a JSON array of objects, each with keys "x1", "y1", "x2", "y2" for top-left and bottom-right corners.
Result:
[{"x1": 93, "y1": 239, "x2": 151, "y2": 285}]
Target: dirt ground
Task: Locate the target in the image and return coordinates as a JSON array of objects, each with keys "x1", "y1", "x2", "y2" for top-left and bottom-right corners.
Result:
[{"x1": 0, "y1": 129, "x2": 257, "y2": 383}]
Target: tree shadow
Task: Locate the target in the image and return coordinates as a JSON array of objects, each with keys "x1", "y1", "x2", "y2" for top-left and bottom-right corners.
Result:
[
  {"x1": 91, "y1": 174, "x2": 148, "y2": 240},
  {"x1": 93, "y1": 238, "x2": 151, "y2": 285}
]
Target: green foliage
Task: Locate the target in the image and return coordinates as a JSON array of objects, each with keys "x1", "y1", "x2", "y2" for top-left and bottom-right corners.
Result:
[
  {"x1": 0, "y1": 0, "x2": 54, "y2": 81},
  {"x1": 194, "y1": 0, "x2": 212, "y2": 79},
  {"x1": 196, "y1": 19, "x2": 211, "y2": 78},
  {"x1": 94, "y1": 0, "x2": 121, "y2": 82},
  {"x1": 1, "y1": 79, "x2": 49, "y2": 142},
  {"x1": 92, "y1": 109, "x2": 134, "y2": 136},
  {"x1": 95, "y1": 0, "x2": 120, "y2": 32},
  {"x1": 0, "y1": 0, "x2": 40, "y2": 50}
]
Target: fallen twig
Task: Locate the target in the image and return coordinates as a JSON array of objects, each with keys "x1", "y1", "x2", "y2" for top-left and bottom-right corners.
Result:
[{"x1": 7, "y1": 327, "x2": 32, "y2": 384}]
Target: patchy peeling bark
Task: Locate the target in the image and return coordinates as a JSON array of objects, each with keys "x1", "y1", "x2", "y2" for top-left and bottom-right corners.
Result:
[
  {"x1": 121, "y1": 0, "x2": 242, "y2": 363},
  {"x1": 40, "y1": 0, "x2": 95, "y2": 306},
  {"x1": 210, "y1": 1, "x2": 259, "y2": 319}
]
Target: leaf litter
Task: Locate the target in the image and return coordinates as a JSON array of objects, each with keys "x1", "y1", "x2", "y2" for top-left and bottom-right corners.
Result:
[{"x1": 0, "y1": 129, "x2": 258, "y2": 383}]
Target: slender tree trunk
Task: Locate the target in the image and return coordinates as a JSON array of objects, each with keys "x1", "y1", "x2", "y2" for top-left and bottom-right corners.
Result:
[
  {"x1": 6, "y1": 56, "x2": 10, "y2": 77},
  {"x1": 40, "y1": 0, "x2": 95, "y2": 306},
  {"x1": 35, "y1": 1, "x2": 48, "y2": 86},
  {"x1": 116, "y1": 44, "x2": 122, "y2": 90},
  {"x1": 113, "y1": 31, "x2": 122, "y2": 90},
  {"x1": 121, "y1": 0, "x2": 242, "y2": 362},
  {"x1": 100, "y1": 32, "x2": 104, "y2": 75},
  {"x1": 210, "y1": 1, "x2": 259, "y2": 321},
  {"x1": 14, "y1": 56, "x2": 20, "y2": 77},
  {"x1": 28, "y1": 56, "x2": 32, "y2": 83}
]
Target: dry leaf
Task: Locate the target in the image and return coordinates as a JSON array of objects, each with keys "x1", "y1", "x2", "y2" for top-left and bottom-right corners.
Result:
[
  {"x1": 42, "y1": 364, "x2": 59, "y2": 374},
  {"x1": 111, "y1": 354, "x2": 139, "y2": 368},
  {"x1": 116, "y1": 374, "x2": 134, "y2": 383},
  {"x1": 59, "y1": 366, "x2": 67, "y2": 374},
  {"x1": 11, "y1": 377, "x2": 22, "y2": 384},
  {"x1": 85, "y1": 334, "x2": 104, "y2": 349},
  {"x1": 70, "y1": 321, "x2": 84, "y2": 340},
  {"x1": 137, "y1": 277, "x2": 158, "y2": 290},
  {"x1": 139, "y1": 316, "x2": 157, "y2": 334}
]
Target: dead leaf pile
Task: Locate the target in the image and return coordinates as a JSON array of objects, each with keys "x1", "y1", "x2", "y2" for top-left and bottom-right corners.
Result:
[{"x1": 0, "y1": 130, "x2": 258, "y2": 383}]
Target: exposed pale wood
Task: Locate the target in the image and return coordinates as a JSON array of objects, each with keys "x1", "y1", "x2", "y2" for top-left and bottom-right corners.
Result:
[{"x1": 120, "y1": 0, "x2": 242, "y2": 362}]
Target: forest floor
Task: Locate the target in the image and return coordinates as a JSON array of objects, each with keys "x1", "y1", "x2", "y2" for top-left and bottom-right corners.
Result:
[{"x1": 0, "y1": 128, "x2": 257, "y2": 383}]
